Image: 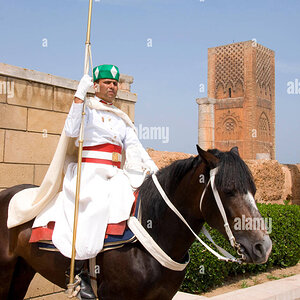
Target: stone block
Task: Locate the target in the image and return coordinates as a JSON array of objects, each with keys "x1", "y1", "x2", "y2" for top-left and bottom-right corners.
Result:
[
  {"x1": 119, "y1": 81, "x2": 130, "y2": 91},
  {"x1": 199, "y1": 105, "x2": 213, "y2": 114},
  {"x1": 0, "y1": 163, "x2": 34, "y2": 188},
  {"x1": 53, "y1": 87, "x2": 74, "y2": 113},
  {"x1": 0, "y1": 103, "x2": 27, "y2": 130},
  {"x1": 0, "y1": 75, "x2": 7, "y2": 103},
  {"x1": 28, "y1": 109, "x2": 66, "y2": 134},
  {"x1": 7, "y1": 78, "x2": 53, "y2": 110},
  {"x1": 4, "y1": 131, "x2": 59, "y2": 164},
  {"x1": 123, "y1": 75, "x2": 134, "y2": 85},
  {"x1": 199, "y1": 114, "x2": 214, "y2": 125},
  {"x1": 209, "y1": 274, "x2": 300, "y2": 300},
  {"x1": 25, "y1": 273, "x2": 63, "y2": 299},
  {"x1": 0, "y1": 129, "x2": 4, "y2": 162},
  {"x1": 34, "y1": 165, "x2": 49, "y2": 186},
  {"x1": 25, "y1": 292, "x2": 66, "y2": 300},
  {"x1": 284, "y1": 164, "x2": 300, "y2": 205},
  {"x1": 127, "y1": 103, "x2": 135, "y2": 122},
  {"x1": 114, "y1": 100, "x2": 135, "y2": 122},
  {"x1": 173, "y1": 291, "x2": 208, "y2": 299},
  {"x1": 117, "y1": 90, "x2": 137, "y2": 103}
]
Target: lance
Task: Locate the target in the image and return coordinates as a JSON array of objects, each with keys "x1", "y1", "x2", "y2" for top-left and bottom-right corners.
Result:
[{"x1": 68, "y1": 0, "x2": 93, "y2": 291}]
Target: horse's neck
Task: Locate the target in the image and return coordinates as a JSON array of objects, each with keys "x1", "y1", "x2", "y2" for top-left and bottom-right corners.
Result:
[{"x1": 141, "y1": 169, "x2": 205, "y2": 262}]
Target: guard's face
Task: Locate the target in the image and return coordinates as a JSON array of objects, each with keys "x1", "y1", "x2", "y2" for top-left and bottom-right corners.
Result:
[{"x1": 94, "y1": 79, "x2": 118, "y2": 103}]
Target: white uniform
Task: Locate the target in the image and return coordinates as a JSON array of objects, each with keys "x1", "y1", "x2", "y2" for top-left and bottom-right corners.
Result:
[{"x1": 35, "y1": 97, "x2": 157, "y2": 260}]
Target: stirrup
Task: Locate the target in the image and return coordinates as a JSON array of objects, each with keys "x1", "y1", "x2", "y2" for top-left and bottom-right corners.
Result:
[
  {"x1": 65, "y1": 265, "x2": 96, "y2": 299},
  {"x1": 65, "y1": 274, "x2": 82, "y2": 299}
]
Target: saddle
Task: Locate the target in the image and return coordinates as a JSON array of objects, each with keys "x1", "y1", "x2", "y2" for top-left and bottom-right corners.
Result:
[{"x1": 29, "y1": 190, "x2": 142, "y2": 253}]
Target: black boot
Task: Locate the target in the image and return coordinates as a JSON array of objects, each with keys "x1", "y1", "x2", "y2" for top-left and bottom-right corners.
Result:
[{"x1": 66, "y1": 260, "x2": 97, "y2": 300}]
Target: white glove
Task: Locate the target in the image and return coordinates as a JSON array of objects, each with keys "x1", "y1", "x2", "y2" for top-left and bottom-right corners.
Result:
[
  {"x1": 144, "y1": 159, "x2": 159, "y2": 174},
  {"x1": 74, "y1": 74, "x2": 93, "y2": 101},
  {"x1": 136, "y1": 144, "x2": 159, "y2": 174}
]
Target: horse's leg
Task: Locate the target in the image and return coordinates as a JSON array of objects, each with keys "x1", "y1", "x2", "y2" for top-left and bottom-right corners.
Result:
[
  {"x1": 8, "y1": 257, "x2": 36, "y2": 300},
  {"x1": 0, "y1": 188, "x2": 20, "y2": 299},
  {"x1": 0, "y1": 186, "x2": 65, "y2": 298},
  {"x1": 0, "y1": 254, "x2": 18, "y2": 299},
  {"x1": 11, "y1": 223, "x2": 69, "y2": 292},
  {"x1": 97, "y1": 243, "x2": 184, "y2": 300}
]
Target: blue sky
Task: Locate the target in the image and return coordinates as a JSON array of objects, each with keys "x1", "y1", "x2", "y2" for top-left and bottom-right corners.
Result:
[{"x1": 1, "y1": 0, "x2": 299, "y2": 163}]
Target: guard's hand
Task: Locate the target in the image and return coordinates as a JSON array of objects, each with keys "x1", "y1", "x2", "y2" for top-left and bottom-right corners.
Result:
[
  {"x1": 74, "y1": 74, "x2": 93, "y2": 101},
  {"x1": 144, "y1": 160, "x2": 159, "y2": 174}
]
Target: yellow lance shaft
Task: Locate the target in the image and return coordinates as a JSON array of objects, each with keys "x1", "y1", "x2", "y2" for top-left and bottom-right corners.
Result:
[{"x1": 69, "y1": 0, "x2": 93, "y2": 286}]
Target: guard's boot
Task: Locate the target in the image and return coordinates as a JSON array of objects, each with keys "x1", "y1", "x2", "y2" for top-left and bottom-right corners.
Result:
[{"x1": 66, "y1": 260, "x2": 97, "y2": 300}]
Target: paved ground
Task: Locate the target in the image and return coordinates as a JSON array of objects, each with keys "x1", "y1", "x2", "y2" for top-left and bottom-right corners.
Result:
[
  {"x1": 175, "y1": 274, "x2": 300, "y2": 299},
  {"x1": 25, "y1": 274, "x2": 300, "y2": 299}
]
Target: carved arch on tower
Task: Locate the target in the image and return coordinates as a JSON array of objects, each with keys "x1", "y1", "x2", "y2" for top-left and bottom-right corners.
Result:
[
  {"x1": 216, "y1": 110, "x2": 243, "y2": 140},
  {"x1": 260, "y1": 83, "x2": 265, "y2": 97},
  {"x1": 216, "y1": 82, "x2": 225, "y2": 99},
  {"x1": 225, "y1": 80, "x2": 234, "y2": 98},
  {"x1": 267, "y1": 84, "x2": 272, "y2": 100},
  {"x1": 234, "y1": 79, "x2": 244, "y2": 97},
  {"x1": 258, "y1": 112, "x2": 270, "y2": 140}
]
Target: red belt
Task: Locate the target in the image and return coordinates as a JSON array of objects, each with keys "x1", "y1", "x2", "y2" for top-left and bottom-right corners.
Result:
[{"x1": 82, "y1": 143, "x2": 122, "y2": 168}]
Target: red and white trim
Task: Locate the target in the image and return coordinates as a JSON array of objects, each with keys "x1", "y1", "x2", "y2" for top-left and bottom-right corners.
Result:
[
  {"x1": 82, "y1": 143, "x2": 122, "y2": 168},
  {"x1": 99, "y1": 99, "x2": 113, "y2": 105}
]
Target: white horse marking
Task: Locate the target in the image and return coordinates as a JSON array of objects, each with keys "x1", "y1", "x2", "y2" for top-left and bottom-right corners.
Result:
[{"x1": 244, "y1": 191, "x2": 259, "y2": 212}]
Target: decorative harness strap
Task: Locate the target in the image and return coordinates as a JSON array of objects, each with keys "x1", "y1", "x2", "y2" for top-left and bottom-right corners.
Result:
[
  {"x1": 127, "y1": 216, "x2": 189, "y2": 271},
  {"x1": 128, "y1": 167, "x2": 244, "y2": 272}
]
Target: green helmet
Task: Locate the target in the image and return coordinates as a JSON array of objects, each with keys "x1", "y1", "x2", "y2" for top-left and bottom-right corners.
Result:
[{"x1": 93, "y1": 64, "x2": 120, "y2": 82}]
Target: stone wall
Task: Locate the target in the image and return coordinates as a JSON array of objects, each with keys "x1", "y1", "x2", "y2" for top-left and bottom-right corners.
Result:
[
  {"x1": 245, "y1": 160, "x2": 300, "y2": 205},
  {"x1": 148, "y1": 149, "x2": 300, "y2": 205},
  {"x1": 0, "y1": 63, "x2": 137, "y2": 191}
]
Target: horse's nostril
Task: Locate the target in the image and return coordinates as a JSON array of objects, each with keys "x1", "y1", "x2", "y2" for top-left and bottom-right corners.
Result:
[{"x1": 253, "y1": 242, "x2": 265, "y2": 258}]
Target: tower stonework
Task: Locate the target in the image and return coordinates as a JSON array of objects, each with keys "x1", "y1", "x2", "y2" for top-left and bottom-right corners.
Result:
[{"x1": 197, "y1": 40, "x2": 275, "y2": 159}]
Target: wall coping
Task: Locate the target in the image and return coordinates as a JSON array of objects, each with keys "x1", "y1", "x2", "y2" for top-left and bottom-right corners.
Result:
[
  {"x1": 196, "y1": 97, "x2": 216, "y2": 105},
  {"x1": 0, "y1": 62, "x2": 137, "y2": 103}
]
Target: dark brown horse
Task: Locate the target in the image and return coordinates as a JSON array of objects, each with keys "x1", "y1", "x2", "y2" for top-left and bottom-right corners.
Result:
[{"x1": 0, "y1": 146, "x2": 272, "y2": 300}]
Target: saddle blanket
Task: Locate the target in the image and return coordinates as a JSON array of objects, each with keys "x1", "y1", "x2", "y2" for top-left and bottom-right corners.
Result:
[{"x1": 30, "y1": 191, "x2": 141, "y2": 253}]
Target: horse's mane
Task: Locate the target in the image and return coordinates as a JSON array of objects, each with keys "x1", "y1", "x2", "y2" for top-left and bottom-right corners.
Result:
[
  {"x1": 139, "y1": 155, "x2": 200, "y2": 225},
  {"x1": 208, "y1": 149, "x2": 256, "y2": 195},
  {"x1": 139, "y1": 149, "x2": 256, "y2": 225}
]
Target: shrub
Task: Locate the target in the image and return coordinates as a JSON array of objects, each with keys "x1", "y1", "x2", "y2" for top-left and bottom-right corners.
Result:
[{"x1": 180, "y1": 203, "x2": 300, "y2": 294}]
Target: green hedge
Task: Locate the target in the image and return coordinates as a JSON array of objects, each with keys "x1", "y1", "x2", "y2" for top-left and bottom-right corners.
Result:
[{"x1": 180, "y1": 203, "x2": 300, "y2": 294}]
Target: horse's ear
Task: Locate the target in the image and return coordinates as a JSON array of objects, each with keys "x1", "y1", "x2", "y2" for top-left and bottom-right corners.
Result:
[
  {"x1": 230, "y1": 146, "x2": 239, "y2": 156},
  {"x1": 196, "y1": 145, "x2": 219, "y2": 168}
]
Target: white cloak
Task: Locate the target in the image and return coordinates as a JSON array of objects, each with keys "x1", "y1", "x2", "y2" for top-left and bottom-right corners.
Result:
[{"x1": 7, "y1": 96, "x2": 158, "y2": 259}]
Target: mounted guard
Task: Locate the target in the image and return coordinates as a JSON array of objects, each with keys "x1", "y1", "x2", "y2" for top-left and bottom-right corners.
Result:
[{"x1": 6, "y1": 1, "x2": 158, "y2": 298}]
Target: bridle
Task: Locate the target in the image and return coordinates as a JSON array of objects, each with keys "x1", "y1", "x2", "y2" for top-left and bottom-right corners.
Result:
[
  {"x1": 127, "y1": 166, "x2": 246, "y2": 272},
  {"x1": 152, "y1": 167, "x2": 246, "y2": 263},
  {"x1": 199, "y1": 167, "x2": 246, "y2": 261}
]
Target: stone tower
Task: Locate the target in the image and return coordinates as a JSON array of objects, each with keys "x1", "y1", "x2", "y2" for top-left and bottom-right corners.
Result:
[{"x1": 196, "y1": 40, "x2": 275, "y2": 159}]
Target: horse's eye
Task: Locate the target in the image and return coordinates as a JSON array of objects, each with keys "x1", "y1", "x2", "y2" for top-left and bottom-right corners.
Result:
[{"x1": 223, "y1": 190, "x2": 235, "y2": 197}]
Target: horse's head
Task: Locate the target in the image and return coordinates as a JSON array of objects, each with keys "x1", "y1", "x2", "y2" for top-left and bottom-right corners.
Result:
[{"x1": 196, "y1": 145, "x2": 272, "y2": 264}]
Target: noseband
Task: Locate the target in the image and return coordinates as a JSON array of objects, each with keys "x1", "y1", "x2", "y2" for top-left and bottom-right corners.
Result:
[{"x1": 152, "y1": 167, "x2": 246, "y2": 263}]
